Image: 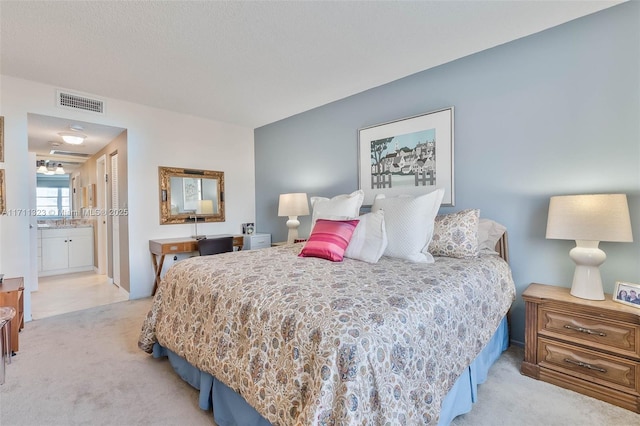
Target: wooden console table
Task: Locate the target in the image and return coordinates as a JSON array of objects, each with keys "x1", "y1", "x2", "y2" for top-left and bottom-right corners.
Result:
[{"x1": 149, "y1": 235, "x2": 243, "y2": 295}]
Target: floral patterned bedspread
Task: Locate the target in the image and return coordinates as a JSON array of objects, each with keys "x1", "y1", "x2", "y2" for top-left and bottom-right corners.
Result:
[{"x1": 139, "y1": 243, "x2": 515, "y2": 425}]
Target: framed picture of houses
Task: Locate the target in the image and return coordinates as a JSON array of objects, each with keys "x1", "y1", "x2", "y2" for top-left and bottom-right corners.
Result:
[{"x1": 358, "y1": 107, "x2": 454, "y2": 206}]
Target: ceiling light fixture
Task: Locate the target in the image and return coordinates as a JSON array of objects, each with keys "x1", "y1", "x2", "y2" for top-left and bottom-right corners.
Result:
[
  {"x1": 55, "y1": 163, "x2": 65, "y2": 174},
  {"x1": 59, "y1": 131, "x2": 86, "y2": 145},
  {"x1": 59, "y1": 124, "x2": 87, "y2": 145}
]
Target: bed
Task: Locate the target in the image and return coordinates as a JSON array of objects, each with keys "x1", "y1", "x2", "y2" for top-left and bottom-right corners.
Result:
[{"x1": 139, "y1": 205, "x2": 515, "y2": 425}]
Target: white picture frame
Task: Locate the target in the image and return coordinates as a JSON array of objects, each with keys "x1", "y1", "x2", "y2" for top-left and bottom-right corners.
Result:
[
  {"x1": 358, "y1": 107, "x2": 454, "y2": 206},
  {"x1": 182, "y1": 177, "x2": 202, "y2": 212},
  {"x1": 613, "y1": 281, "x2": 640, "y2": 308}
]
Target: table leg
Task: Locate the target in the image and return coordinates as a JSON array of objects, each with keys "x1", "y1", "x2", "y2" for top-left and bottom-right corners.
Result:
[{"x1": 151, "y1": 253, "x2": 166, "y2": 296}]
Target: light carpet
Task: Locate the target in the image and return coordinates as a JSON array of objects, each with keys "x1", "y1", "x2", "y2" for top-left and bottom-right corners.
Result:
[{"x1": 0, "y1": 299, "x2": 638, "y2": 426}]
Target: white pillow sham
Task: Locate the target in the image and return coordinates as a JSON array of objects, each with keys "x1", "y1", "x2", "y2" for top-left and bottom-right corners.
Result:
[
  {"x1": 310, "y1": 190, "x2": 364, "y2": 227},
  {"x1": 478, "y1": 218, "x2": 507, "y2": 254},
  {"x1": 371, "y1": 188, "x2": 444, "y2": 263},
  {"x1": 344, "y1": 210, "x2": 388, "y2": 263}
]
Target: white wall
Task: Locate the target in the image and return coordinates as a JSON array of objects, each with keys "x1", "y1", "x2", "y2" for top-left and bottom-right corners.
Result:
[{"x1": 0, "y1": 75, "x2": 256, "y2": 319}]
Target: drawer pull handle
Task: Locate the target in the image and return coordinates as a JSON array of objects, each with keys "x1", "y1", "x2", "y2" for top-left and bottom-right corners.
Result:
[
  {"x1": 563, "y1": 358, "x2": 607, "y2": 373},
  {"x1": 563, "y1": 324, "x2": 606, "y2": 337}
]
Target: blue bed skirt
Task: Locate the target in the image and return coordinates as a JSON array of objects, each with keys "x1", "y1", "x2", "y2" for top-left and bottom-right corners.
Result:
[{"x1": 153, "y1": 316, "x2": 508, "y2": 426}]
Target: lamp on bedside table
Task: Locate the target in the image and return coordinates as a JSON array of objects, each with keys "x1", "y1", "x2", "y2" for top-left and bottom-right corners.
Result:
[
  {"x1": 546, "y1": 193, "x2": 633, "y2": 300},
  {"x1": 278, "y1": 193, "x2": 309, "y2": 244}
]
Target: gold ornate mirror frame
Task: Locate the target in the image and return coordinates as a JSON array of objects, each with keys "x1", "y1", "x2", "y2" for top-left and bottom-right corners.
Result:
[
  {"x1": 159, "y1": 166, "x2": 225, "y2": 225},
  {"x1": 0, "y1": 116, "x2": 4, "y2": 162},
  {"x1": 0, "y1": 169, "x2": 5, "y2": 215}
]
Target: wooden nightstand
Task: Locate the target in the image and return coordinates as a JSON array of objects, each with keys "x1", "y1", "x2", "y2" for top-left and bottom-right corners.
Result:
[
  {"x1": 242, "y1": 233, "x2": 271, "y2": 250},
  {"x1": 521, "y1": 283, "x2": 640, "y2": 413},
  {"x1": 0, "y1": 277, "x2": 25, "y2": 353}
]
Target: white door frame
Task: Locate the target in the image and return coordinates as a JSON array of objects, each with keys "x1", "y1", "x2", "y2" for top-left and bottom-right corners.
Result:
[
  {"x1": 28, "y1": 152, "x2": 39, "y2": 291},
  {"x1": 110, "y1": 152, "x2": 120, "y2": 287},
  {"x1": 96, "y1": 155, "x2": 108, "y2": 275}
]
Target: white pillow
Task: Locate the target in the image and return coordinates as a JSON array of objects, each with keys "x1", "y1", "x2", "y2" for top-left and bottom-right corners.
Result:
[
  {"x1": 371, "y1": 188, "x2": 445, "y2": 263},
  {"x1": 344, "y1": 210, "x2": 388, "y2": 263},
  {"x1": 478, "y1": 218, "x2": 506, "y2": 254},
  {"x1": 310, "y1": 190, "x2": 364, "y2": 228}
]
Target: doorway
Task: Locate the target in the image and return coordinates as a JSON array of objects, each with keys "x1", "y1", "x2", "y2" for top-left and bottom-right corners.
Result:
[
  {"x1": 28, "y1": 113, "x2": 129, "y2": 319},
  {"x1": 31, "y1": 272, "x2": 128, "y2": 319}
]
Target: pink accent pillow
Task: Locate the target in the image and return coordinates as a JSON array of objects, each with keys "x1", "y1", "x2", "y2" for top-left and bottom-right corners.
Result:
[{"x1": 299, "y1": 219, "x2": 360, "y2": 262}]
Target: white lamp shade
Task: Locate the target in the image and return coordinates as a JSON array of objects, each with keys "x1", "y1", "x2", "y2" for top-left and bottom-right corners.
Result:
[
  {"x1": 546, "y1": 194, "x2": 633, "y2": 243},
  {"x1": 278, "y1": 193, "x2": 310, "y2": 217},
  {"x1": 546, "y1": 193, "x2": 633, "y2": 300},
  {"x1": 197, "y1": 199, "x2": 214, "y2": 215}
]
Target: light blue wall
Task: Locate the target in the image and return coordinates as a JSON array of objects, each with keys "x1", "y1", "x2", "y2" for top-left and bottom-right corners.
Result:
[{"x1": 254, "y1": 3, "x2": 640, "y2": 345}]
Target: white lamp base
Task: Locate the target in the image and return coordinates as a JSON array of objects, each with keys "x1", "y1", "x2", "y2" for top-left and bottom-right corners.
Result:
[
  {"x1": 286, "y1": 216, "x2": 300, "y2": 244},
  {"x1": 569, "y1": 240, "x2": 606, "y2": 300}
]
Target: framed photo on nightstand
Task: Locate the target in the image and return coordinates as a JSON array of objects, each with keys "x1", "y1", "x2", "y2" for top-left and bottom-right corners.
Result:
[
  {"x1": 242, "y1": 223, "x2": 255, "y2": 235},
  {"x1": 613, "y1": 281, "x2": 640, "y2": 308}
]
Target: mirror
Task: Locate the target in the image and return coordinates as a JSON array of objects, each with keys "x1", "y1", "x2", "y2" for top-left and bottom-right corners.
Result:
[{"x1": 159, "y1": 166, "x2": 225, "y2": 224}]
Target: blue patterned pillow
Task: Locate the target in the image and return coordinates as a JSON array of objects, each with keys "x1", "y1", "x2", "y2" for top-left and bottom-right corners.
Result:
[{"x1": 428, "y1": 209, "x2": 480, "y2": 258}]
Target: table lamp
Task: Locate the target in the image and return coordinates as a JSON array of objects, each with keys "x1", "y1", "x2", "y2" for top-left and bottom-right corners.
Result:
[
  {"x1": 546, "y1": 193, "x2": 633, "y2": 300},
  {"x1": 278, "y1": 193, "x2": 309, "y2": 244},
  {"x1": 197, "y1": 199, "x2": 214, "y2": 215}
]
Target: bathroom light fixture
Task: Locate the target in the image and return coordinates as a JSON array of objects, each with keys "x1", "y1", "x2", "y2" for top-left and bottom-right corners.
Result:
[
  {"x1": 546, "y1": 193, "x2": 633, "y2": 300},
  {"x1": 36, "y1": 160, "x2": 66, "y2": 175},
  {"x1": 36, "y1": 160, "x2": 48, "y2": 174}
]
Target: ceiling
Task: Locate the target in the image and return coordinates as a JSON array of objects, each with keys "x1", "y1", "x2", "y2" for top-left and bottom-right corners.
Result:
[
  {"x1": 1, "y1": 1, "x2": 621, "y2": 133},
  {"x1": 28, "y1": 114, "x2": 125, "y2": 174}
]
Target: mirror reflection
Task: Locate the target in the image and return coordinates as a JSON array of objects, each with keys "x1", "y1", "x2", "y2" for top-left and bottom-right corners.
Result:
[
  {"x1": 169, "y1": 176, "x2": 220, "y2": 215},
  {"x1": 159, "y1": 166, "x2": 225, "y2": 224}
]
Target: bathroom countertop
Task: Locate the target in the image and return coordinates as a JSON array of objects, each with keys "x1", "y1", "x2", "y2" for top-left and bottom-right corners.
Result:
[{"x1": 37, "y1": 223, "x2": 93, "y2": 229}]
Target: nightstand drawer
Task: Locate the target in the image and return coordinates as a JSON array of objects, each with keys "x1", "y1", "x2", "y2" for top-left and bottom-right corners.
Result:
[
  {"x1": 539, "y1": 338, "x2": 640, "y2": 395},
  {"x1": 539, "y1": 308, "x2": 639, "y2": 358}
]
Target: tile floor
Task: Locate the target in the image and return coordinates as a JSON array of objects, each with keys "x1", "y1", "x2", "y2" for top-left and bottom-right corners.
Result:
[{"x1": 31, "y1": 272, "x2": 129, "y2": 320}]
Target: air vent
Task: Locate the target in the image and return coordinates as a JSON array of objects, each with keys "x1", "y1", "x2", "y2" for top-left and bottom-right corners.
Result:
[
  {"x1": 49, "y1": 150, "x2": 91, "y2": 158},
  {"x1": 57, "y1": 90, "x2": 105, "y2": 114}
]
